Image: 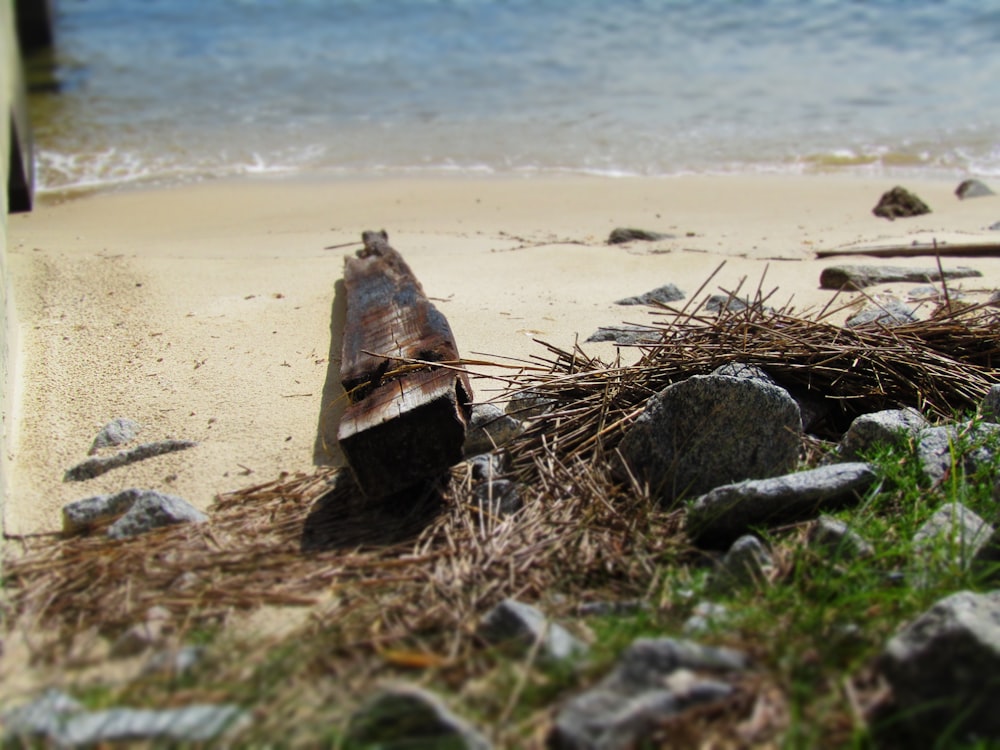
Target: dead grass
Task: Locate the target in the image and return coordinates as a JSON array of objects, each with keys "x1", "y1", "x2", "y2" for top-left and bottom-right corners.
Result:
[{"x1": 4, "y1": 271, "x2": 1000, "y2": 745}]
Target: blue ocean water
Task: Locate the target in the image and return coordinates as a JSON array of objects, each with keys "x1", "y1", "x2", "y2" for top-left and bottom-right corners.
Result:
[{"x1": 25, "y1": 0, "x2": 1000, "y2": 192}]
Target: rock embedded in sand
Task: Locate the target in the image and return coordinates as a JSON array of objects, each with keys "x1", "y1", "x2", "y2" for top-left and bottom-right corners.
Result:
[
  {"x1": 617, "y1": 374, "x2": 802, "y2": 507},
  {"x1": 106, "y1": 491, "x2": 207, "y2": 539},
  {"x1": 872, "y1": 186, "x2": 931, "y2": 220},
  {"x1": 845, "y1": 299, "x2": 916, "y2": 327},
  {"x1": 89, "y1": 417, "x2": 141, "y2": 454},
  {"x1": 607, "y1": 227, "x2": 674, "y2": 244},
  {"x1": 819, "y1": 264, "x2": 981, "y2": 291},
  {"x1": 615, "y1": 283, "x2": 685, "y2": 306},
  {"x1": 955, "y1": 178, "x2": 995, "y2": 200},
  {"x1": 585, "y1": 325, "x2": 662, "y2": 345},
  {"x1": 64, "y1": 439, "x2": 198, "y2": 481}
]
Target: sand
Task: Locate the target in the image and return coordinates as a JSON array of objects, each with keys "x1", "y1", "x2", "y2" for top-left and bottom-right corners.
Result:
[{"x1": 5, "y1": 174, "x2": 1000, "y2": 535}]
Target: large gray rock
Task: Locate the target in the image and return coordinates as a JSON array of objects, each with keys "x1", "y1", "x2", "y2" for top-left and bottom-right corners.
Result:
[
  {"x1": 478, "y1": 599, "x2": 586, "y2": 662},
  {"x1": 820, "y1": 265, "x2": 980, "y2": 291},
  {"x1": 839, "y1": 407, "x2": 928, "y2": 459},
  {"x1": 881, "y1": 590, "x2": 1000, "y2": 740},
  {"x1": 687, "y1": 462, "x2": 876, "y2": 549},
  {"x1": 618, "y1": 375, "x2": 802, "y2": 507},
  {"x1": 916, "y1": 423, "x2": 1000, "y2": 485},
  {"x1": 549, "y1": 638, "x2": 746, "y2": 750},
  {"x1": 345, "y1": 684, "x2": 492, "y2": 750},
  {"x1": 106, "y1": 491, "x2": 207, "y2": 539}
]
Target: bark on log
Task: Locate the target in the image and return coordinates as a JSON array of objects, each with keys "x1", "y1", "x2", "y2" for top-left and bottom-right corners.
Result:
[{"x1": 337, "y1": 231, "x2": 472, "y2": 498}]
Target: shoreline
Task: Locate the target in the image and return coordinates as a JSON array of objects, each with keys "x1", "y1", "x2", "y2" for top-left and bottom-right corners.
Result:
[{"x1": 6, "y1": 172, "x2": 1000, "y2": 535}]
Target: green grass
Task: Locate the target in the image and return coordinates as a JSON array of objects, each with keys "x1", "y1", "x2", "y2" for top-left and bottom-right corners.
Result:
[{"x1": 8, "y1": 414, "x2": 1000, "y2": 748}]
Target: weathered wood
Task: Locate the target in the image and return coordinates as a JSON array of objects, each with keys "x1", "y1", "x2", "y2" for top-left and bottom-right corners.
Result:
[
  {"x1": 337, "y1": 231, "x2": 472, "y2": 498},
  {"x1": 817, "y1": 243, "x2": 1000, "y2": 260}
]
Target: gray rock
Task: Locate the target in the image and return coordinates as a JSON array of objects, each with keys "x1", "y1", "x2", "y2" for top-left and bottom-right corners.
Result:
[
  {"x1": 107, "y1": 492, "x2": 207, "y2": 539},
  {"x1": 65, "y1": 439, "x2": 198, "y2": 481},
  {"x1": 549, "y1": 638, "x2": 746, "y2": 750},
  {"x1": 915, "y1": 423, "x2": 1000, "y2": 485},
  {"x1": 839, "y1": 407, "x2": 928, "y2": 459},
  {"x1": 63, "y1": 487, "x2": 146, "y2": 534},
  {"x1": 990, "y1": 223, "x2": 1000, "y2": 233},
  {"x1": 345, "y1": 684, "x2": 492, "y2": 750},
  {"x1": 473, "y1": 479, "x2": 522, "y2": 517},
  {"x1": 585, "y1": 325, "x2": 661, "y2": 345},
  {"x1": 912, "y1": 503, "x2": 994, "y2": 583},
  {"x1": 711, "y1": 535, "x2": 774, "y2": 591},
  {"x1": 608, "y1": 228, "x2": 674, "y2": 244},
  {"x1": 819, "y1": 264, "x2": 981, "y2": 291},
  {"x1": 704, "y1": 294, "x2": 749, "y2": 314},
  {"x1": 687, "y1": 462, "x2": 876, "y2": 549},
  {"x1": 845, "y1": 299, "x2": 917, "y2": 328},
  {"x1": 2, "y1": 689, "x2": 83, "y2": 742},
  {"x1": 872, "y1": 186, "x2": 931, "y2": 220},
  {"x1": 463, "y1": 403, "x2": 522, "y2": 456},
  {"x1": 956, "y1": 179, "x2": 995, "y2": 199},
  {"x1": 467, "y1": 452, "x2": 507, "y2": 482},
  {"x1": 808, "y1": 516, "x2": 874, "y2": 560},
  {"x1": 682, "y1": 602, "x2": 730, "y2": 637},
  {"x1": 618, "y1": 374, "x2": 802, "y2": 507},
  {"x1": 576, "y1": 600, "x2": 649, "y2": 618},
  {"x1": 89, "y1": 417, "x2": 142, "y2": 454},
  {"x1": 881, "y1": 590, "x2": 1000, "y2": 740},
  {"x1": 710, "y1": 362, "x2": 774, "y2": 383},
  {"x1": 982, "y1": 384, "x2": 1000, "y2": 423},
  {"x1": 142, "y1": 645, "x2": 205, "y2": 677},
  {"x1": 3, "y1": 696, "x2": 248, "y2": 747},
  {"x1": 615, "y1": 284, "x2": 685, "y2": 306},
  {"x1": 505, "y1": 390, "x2": 555, "y2": 421},
  {"x1": 479, "y1": 599, "x2": 586, "y2": 662}
]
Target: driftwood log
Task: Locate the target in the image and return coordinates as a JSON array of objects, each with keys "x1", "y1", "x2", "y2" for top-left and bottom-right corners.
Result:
[
  {"x1": 817, "y1": 242, "x2": 1000, "y2": 260},
  {"x1": 337, "y1": 231, "x2": 472, "y2": 498}
]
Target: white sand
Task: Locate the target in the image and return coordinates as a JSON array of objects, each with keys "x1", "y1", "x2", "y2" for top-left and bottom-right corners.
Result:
[{"x1": 6, "y1": 174, "x2": 1000, "y2": 535}]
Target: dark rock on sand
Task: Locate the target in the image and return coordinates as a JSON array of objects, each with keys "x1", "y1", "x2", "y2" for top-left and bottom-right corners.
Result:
[
  {"x1": 819, "y1": 264, "x2": 981, "y2": 291},
  {"x1": 65, "y1": 439, "x2": 198, "y2": 481},
  {"x1": 89, "y1": 417, "x2": 141, "y2": 454},
  {"x1": 585, "y1": 325, "x2": 661, "y2": 345},
  {"x1": 845, "y1": 299, "x2": 917, "y2": 327},
  {"x1": 872, "y1": 186, "x2": 931, "y2": 220},
  {"x1": 615, "y1": 283, "x2": 685, "y2": 306},
  {"x1": 956, "y1": 179, "x2": 995, "y2": 200},
  {"x1": 608, "y1": 228, "x2": 674, "y2": 244},
  {"x1": 106, "y1": 491, "x2": 208, "y2": 539}
]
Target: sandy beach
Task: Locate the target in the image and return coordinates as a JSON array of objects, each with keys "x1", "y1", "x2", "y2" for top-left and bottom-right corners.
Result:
[{"x1": 6, "y1": 174, "x2": 1000, "y2": 536}]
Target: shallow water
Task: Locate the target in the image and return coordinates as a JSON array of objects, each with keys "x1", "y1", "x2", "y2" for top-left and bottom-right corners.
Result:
[{"x1": 26, "y1": 0, "x2": 1000, "y2": 192}]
